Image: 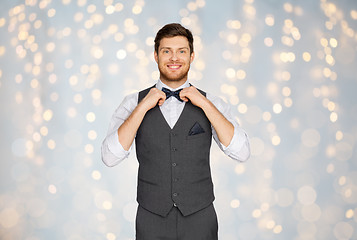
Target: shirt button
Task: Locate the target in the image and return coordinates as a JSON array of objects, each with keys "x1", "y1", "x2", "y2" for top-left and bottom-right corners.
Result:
[
  {"x1": 173, "y1": 193, "x2": 178, "y2": 197},
  {"x1": 172, "y1": 163, "x2": 177, "y2": 167},
  {"x1": 173, "y1": 178, "x2": 178, "y2": 182},
  {"x1": 172, "y1": 148, "x2": 177, "y2": 152}
]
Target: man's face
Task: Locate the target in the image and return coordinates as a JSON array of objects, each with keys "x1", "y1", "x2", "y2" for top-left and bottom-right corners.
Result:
[{"x1": 154, "y1": 36, "x2": 194, "y2": 86}]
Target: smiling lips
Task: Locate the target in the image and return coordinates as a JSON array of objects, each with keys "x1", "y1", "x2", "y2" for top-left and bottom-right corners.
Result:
[{"x1": 167, "y1": 64, "x2": 181, "y2": 70}]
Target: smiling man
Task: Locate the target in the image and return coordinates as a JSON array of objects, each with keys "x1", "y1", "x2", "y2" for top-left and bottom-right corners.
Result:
[{"x1": 101, "y1": 23, "x2": 250, "y2": 240}]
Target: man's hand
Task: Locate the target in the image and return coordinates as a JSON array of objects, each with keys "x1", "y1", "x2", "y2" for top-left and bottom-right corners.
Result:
[
  {"x1": 179, "y1": 86, "x2": 209, "y2": 108},
  {"x1": 118, "y1": 88, "x2": 165, "y2": 151},
  {"x1": 180, "y1": 86, "x2": 234, "y2": 147},
  {"x1": 140, "y1": 88, "x2": 167, "y2": 110}
]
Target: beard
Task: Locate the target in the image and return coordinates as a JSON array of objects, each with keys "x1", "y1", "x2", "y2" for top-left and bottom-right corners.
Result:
[
  {"x1": 159, "y1": 69, "x2": 188, "y2": 82},
  {"x1": 158, "y1": 64, "x2": 191, "y2": 83}
]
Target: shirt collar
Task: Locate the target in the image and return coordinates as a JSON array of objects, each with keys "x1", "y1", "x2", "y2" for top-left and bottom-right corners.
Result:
[{"x1": 156, "y1": 79, "x2": 190, "y2": 91}]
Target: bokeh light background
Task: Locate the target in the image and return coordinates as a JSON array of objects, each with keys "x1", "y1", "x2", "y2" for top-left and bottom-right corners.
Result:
[{"x1": 1, "y1": 0, "x2": 357, "y2": 239}]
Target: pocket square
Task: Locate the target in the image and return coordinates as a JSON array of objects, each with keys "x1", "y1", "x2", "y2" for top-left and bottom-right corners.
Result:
[{"x1": 189, "y1": 122, "x2": 205, "y2": 136}]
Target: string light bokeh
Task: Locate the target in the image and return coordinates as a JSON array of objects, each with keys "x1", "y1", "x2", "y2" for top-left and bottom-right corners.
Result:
[{"x1": 1, "y1": 0, "x2": 357, "y2": 239}]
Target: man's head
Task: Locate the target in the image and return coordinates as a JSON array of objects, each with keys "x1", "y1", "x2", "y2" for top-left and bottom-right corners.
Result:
[
  {"x1": 154, "y1": 23, "x2": 194, "y2": 55},
  {"x1": 154, "y1": 23, "x2": 195, "y2": 87}
]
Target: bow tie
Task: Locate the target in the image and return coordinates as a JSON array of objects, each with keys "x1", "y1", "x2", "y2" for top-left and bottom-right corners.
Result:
[{"x1": 162, "y1": 87, "x2": 183, "y2": 102}]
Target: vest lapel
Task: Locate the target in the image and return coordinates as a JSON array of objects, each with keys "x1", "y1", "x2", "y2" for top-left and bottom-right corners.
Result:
[{"x1": 157, "y1": 102, "x2": 189, "y2": 130}]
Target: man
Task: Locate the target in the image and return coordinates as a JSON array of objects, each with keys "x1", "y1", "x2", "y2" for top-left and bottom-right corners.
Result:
[{"x1": 101, "y1": 23, "x2": 250, "y2": 240}]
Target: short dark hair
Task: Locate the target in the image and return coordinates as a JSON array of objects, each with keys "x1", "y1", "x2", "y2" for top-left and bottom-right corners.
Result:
[{"x1": 154, "y1": 23, "x2": 194, "y2": 54}]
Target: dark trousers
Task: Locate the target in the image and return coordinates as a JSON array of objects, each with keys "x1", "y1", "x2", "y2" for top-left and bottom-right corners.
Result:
[{"x1": 136, "y1": 204, "x2": 218, "y2": 240}]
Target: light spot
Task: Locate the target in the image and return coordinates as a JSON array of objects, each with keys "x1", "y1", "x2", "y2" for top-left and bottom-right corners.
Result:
[
  {"x1": 230, "y1": 199, "x2": 240, "y2": 208},
  {"x1": 302, "y1": 203, "x2": 321, "y2": 222},
  {"x1": 106, "y1": 233, "x2": 116, "y2": 240},
  {"x1": 92, "y1": 170, "x2": 101, "y2": 180},
  {"x1": 252, "y1": 209, "x2": 262, "y2": 218},
  {"x1": 273, "y1": 103, "x2": 282, "y2": 114},
  {"x1": 0, "y1": 208, "x2": 19, "y2": 228},
  {"x1": 43, "y1": 109, "x2": 53, "y2": 121},
  {"x1": 86, "y1": 112, "x2": 96, "y2": 122},
  {"x1": 48, "y1": 184, "x2": 57, "y2": 194},
  {"x1": 301, "y1": 128, "x2": 321, "y2": 147},
  {"x1": 297, "y1": 186, "x2": 317, "y2": 205},
  {"x1": 47, "y1": 139, "x2": 56, "y2": 150},
  {"x1": 303, "y1": 52, "x2": 311, "y2": 62},
  {"x1": 116, "y1": 49, "x2": 127, "y2": 60},
  {"x1": 333, "y1": 222, "x2": 354, "y2": 239},
  {"x1": 265, "y1": 15, "x2": 275, "y2": 26},
  {"x1": 272, "y1": 136, "x2": 281, "y2": 146},
  {"x1": 226, "y1": 68, "x2": 236, "y2": 79}
]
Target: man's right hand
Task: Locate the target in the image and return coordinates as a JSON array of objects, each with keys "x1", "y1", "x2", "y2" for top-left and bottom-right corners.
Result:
[
  {"x1": 139, "y1": 88, "x2": 167, "y2": 111},
  {"x1": 117, "y1": 88, "x2": 166, "y2": 151}
]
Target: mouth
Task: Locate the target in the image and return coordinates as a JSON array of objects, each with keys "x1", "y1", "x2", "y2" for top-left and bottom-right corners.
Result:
[{"x1": 167, "y1": 64, "x2": 182, "y2": 70}]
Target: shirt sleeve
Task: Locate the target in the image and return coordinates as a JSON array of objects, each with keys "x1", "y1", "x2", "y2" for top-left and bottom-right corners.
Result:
[
  {"x1": 206, "y1": 93, "x2": 250, "y2": 162},
  {"x1": 101, "y1": 92, "x2": 138, "y2": 167}
]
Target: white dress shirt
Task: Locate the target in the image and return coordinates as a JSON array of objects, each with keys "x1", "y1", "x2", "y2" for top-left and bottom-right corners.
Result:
[{"x1": 101, "y1": 80, "x2": 250, "y2": 167}]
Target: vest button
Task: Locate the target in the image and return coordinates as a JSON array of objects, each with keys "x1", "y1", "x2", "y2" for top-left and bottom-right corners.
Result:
[
  {"x1": 172, "y1": 147, "x2": 177, "y2": 151},
  {"x1": 172, "y1": 163, "x2": 177, "y2": 167},
  {"x1": 173, "y1": 203, "x2": 177, "y2": 207},
  {"x1": 173, "y1": 192, "x2": 178, "y2": 197}
]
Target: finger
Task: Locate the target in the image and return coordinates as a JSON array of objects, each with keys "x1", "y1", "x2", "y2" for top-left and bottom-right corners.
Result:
[
  {"x1": 158, "y1": 99, "x2": 165, "y2": 106},
  {"x1": 179, "y1": 90, "x2": 188, "y2": 98},
  {"x1": 180, "y1": 96, "x2": 189, "y2": 102},
  {"x1": 189, "y1": 86, "x2": 197, "y2": 91},
  {"x1": 158, "y1": 93, "x2": 166, "y2": 105},
  {"x1": 161, "y1": 92, "x2": 166, "y2": 99},
  {"x1": 179, "y1": 94, "x2": 187, "y2": 102},
  {"x1": 180, "y1": 91, "x2": 193, "y2": 101}
]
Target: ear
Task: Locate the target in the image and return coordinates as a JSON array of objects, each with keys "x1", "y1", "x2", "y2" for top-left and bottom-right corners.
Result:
[
  {"x1": 154, "y1": 51, "x2": 158, "y2": 63},
  {"x1": 190, "y1": 51, "x2": 195, "y2": 63}
]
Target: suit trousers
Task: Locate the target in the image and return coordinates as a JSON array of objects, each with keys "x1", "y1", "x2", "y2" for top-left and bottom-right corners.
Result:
[{"x1": 136, "y1": 204, "x2": 218, "y2": 240}]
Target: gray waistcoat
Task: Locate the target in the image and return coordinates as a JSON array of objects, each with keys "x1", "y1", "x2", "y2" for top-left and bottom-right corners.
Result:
[{"x1": 135, "y1": 86, "x2": 214, "y2": 217}]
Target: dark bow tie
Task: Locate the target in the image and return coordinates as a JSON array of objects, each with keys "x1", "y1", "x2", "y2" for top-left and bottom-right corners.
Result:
[{"x1": 162, "y1": 87, "x2": 183, "y2": 102}]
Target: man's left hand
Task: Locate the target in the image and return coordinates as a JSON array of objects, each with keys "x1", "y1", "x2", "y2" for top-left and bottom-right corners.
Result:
[{"x1": 179, "y1": 86, "x2": 208, "y2": 109}]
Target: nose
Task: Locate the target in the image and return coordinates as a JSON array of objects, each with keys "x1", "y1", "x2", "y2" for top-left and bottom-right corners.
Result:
[{"x1": 170, "y1": 52, "x2": 178, "y2": 61}]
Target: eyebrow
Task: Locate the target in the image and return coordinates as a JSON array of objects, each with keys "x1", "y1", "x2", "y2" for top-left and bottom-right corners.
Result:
[{"x1": 160, "y1": 47, "x2": 189, "y2": 51}]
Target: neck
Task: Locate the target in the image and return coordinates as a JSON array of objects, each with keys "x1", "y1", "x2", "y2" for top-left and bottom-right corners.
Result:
[{"x1": 160, "y1": 77, "x2": 188, "y2": 89}]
